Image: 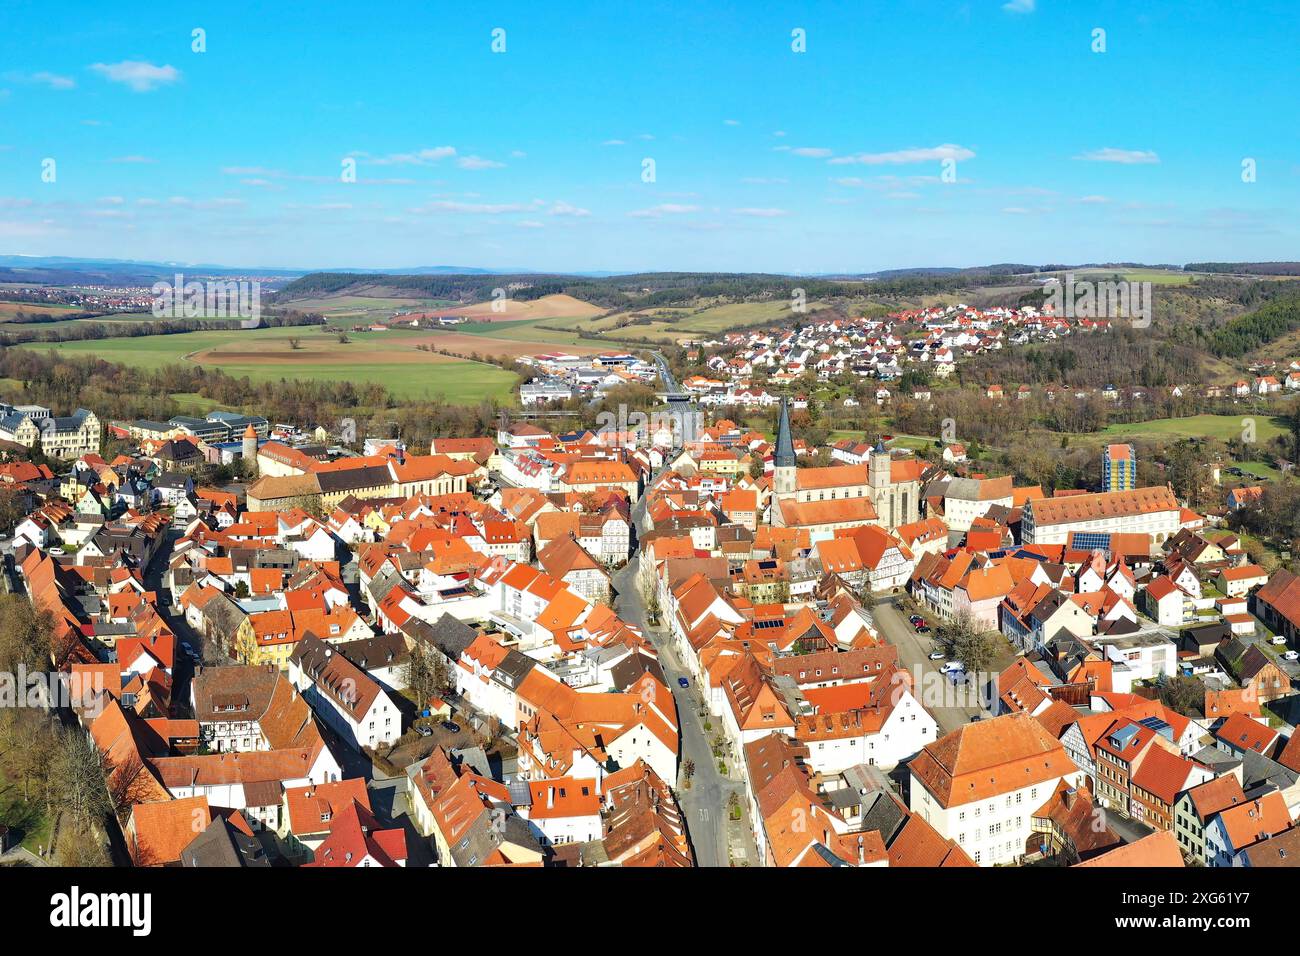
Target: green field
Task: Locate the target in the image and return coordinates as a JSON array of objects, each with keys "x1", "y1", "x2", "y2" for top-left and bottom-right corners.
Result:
[
  {"x1": 1100, "y1": 414, "x2": 1290, "y2": 443},
  {"x1": 1074, "y1": 268, "x2": 1194, "y2": 287},
  {"x1": 17, "y1": 326, "x2": 519, "y2": 403},
  {"x1": 586, "y1": 300, "x2": 813, "y2": 343}
]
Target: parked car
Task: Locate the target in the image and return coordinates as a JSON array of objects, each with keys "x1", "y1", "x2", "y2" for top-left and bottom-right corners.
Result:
[
  {"x1": 1285, "y1": 651, "x2": 1299, "y2": 662},
  {"x1": 441, "y1": 720, "x2": 462, "y2": 734},
  {"x1": 677, "y1": 677, "x2": 689, "y2": 688},
  {"x1": 928, "y1": 651, "x2": 945, "y2": 661},
  {"x1": 1272, "y1": 635, "x2": 1288, "y2": 646},
  {"x1": 414, "y1": 725, "x2": 432, "y2": 737},
  {"x1": 941, "y1": 661, "x2": 964, "y2": 674}
]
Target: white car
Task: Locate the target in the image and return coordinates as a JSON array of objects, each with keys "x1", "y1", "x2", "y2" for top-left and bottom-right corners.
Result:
[
  {"x1": 1272, "y1": 635, "x2": 1288, "y2": 646},
  {"x1": 941, "y1": 660, "x2": 964, "y2": 674},
  {"x1": 1285, "y1": 651, "x2": 1299, "y2": 662}
]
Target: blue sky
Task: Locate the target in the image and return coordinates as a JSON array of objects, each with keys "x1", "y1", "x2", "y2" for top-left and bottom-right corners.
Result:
[{"x1": 0, "y1": 0, "x2": 1295, "y2": 273}]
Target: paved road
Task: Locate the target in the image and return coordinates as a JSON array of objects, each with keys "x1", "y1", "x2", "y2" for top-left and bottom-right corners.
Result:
[
  {"x1": 651, "y1": 351, "x2": 679, "y2": 392},
  {"x1": 871, "y1": 597, "x2": 989, "y2": 734},
  {"x1": 612, "y1": 472, "x2": 756, "y2": 866},
  {"x1": 612, "y1": 554, "x2": 753, "y2": 866},
  {"x1": 1106, "y1": 810, "x2": 1155, "y2": 846}
]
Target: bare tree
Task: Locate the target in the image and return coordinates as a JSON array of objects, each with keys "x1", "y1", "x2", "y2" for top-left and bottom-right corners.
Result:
[{"x1": 405, "y1": 642, "x2": 449, "y2": 710}]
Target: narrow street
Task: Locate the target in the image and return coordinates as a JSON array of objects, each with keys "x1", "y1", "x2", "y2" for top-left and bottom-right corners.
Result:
[
  {"x1": 612, "y1": 469, "x2": 758, "y2": 866},
  {"x1": 612, "y1": 554, "x2": 756, "y2": 866}
]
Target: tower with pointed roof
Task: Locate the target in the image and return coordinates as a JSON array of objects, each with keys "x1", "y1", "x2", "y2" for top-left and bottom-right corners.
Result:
[
  {"x1": 773, "y1": 396, "x2": 797, "y2": 498},
  {"x1": 242, "y1": 423, "x2": 259, "y2": 473}
]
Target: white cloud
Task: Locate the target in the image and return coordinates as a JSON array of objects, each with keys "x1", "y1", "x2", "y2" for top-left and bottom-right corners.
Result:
[
  {"x1": 548, "y1": 201, "x2": 590, "y2": 217},
  {"x1": 458, "y1": 155, "x2": 505, "y2": 170},
  {"x1": 89, "y1": 61, "x2": 180, "y2": 92},
  {"x1": 6, "y1": 71, "x2": 75, "y2": 90},
  {"x1": 414, "y1": 199, "x2": 531, "y2": 215},
  {"x1": 108, "y1": 155, "x2": 157, "y2": 164},
  {"x1": 733, "y1": 207, "x2": 789, "y2": 217},
  {"x1": 790, "y1": 147, "x2": 833, "y2": 158},
  {"x1": 366, "y1": 146, "x2": 457, "y2": 166},
  {"x1": 602, "y1": 139, "x2": 626, "y2": 146},
  {"x1": 1073, "y1": 147, "x2": 1160, "y2": 165},
  {"x1": 627, "y1": 203, "x2": 699, "y2": 219},
  {"x1": 723, "y1": 119, "x2": 741, "y2": 126},
  {"x1": 1002, "y1": 0, "x2": 1035, "y2": 12},
  {"x1": 829, "y1": 144, "x2": 975, "y2": 165}
]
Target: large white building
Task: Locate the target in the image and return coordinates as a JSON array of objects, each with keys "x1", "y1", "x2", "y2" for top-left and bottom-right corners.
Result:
[
  {"x1": 0, "y1": 403, "x2": 100, "y2": 460},
  {"x1": 288, "y1": 636, "x2": 402, "y2": 750},
  {"x1": 908, "y1": 713, "x2": 1081, "y2": 866},
  {"x1": 1020, "y1": 486, "x2": 1182, "y2": 547}
]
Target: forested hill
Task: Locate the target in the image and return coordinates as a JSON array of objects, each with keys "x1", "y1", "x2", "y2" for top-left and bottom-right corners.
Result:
[{"x1": 276, "y1": 268, "x2": 1049, "y2": 311}]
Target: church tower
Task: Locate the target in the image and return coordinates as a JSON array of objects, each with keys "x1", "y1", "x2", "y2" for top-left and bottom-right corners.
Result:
[
  {"x1": 773, "y1": 397, "x2": 797, "y2": 498},
  {"x1": 869, "y1": 438, "x2": 891, "y2": 490},
  {"x1": 870, "y1": 437, "x2": 891, "y2": 526}
]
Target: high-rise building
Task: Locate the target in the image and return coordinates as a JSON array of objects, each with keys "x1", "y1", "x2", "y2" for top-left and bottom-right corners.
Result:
[{"x1": 1103, "y1": 443, "x2": 1136, "y2": 492}]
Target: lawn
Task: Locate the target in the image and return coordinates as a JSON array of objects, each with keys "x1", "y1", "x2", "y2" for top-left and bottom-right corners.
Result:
[
  {"x1": 0, "y1": 768, "x2": 53, "y2": 854},
  {"x1": 1100, "y1": 414, "x2": 1290, "y2": 444}
]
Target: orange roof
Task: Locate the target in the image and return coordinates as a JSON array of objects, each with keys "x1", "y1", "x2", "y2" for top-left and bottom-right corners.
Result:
[
  {"x1": 526, "y1": 778, "x2": 602, "y2": 819},
  {"x1": 285, "y1": 778, "x2": 371, "y2": 835},
  {"x1": 1075, "y1": 830, "x2": 1184, "y2": 868},
  {"x1": 908, "y1": 713, "x2": 1076, "y2": 807},
  {"x1": 1029, "y1": 486, "x2": 1180, "y2": 526},
  {"x1": 130, "y1": 796, "x2": 212, "y2": 865}
]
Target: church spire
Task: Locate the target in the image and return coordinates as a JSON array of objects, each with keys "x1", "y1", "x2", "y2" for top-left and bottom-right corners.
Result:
[{"x1": 774, "y1": 396, "x2": 796, "y2": 469}]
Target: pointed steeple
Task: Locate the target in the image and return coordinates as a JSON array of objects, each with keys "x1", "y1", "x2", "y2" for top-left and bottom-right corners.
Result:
[{"x1": 774, "y1": 396, "x2": 796, "y2": 469}]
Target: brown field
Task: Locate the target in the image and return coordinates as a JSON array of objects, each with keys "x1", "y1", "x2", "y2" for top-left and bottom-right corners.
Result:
[
  {"x1": 407, "y1": 331, "x2": 606, "y2": 358},
  {"x1": 439, "y1": 293, "x2": 604, "y2": 321},
  {"x1": 0, "y1": 300, "x2": 81, "y2": 320}
]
